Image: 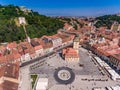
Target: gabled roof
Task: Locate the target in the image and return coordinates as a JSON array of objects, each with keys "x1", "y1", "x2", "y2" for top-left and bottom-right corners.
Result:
[
  {"x1": 7, "y1": 42, "x2": 17, "y2": 49},
  {"x1": 63, "y1": 48, "x2": 79, "y2": 58},
  {"x1": 34, "y1": 45, "x2": 43, "y2": 50},
  {"x1": 0, "y1": 56, "x2": 6, "y2": 63},
  {"x1": 0, "y1": 80, "x2": 18, "y2": 90},
  {"x1": 13, "y1": 53, "x2": 21, "y2": 60},
  {"x1": 111, "y1": 53, "x2": 120, "y2": 61},
  {"x1": 0, "y1": 63, "x2": 19, "y2": 79}
]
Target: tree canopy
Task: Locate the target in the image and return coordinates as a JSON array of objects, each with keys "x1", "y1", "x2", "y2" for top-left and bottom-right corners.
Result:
[
  {"x1": 0, "y1": 5, "x2": 64, "y2": 43},
  {"x1": 95, "y1": 15, "x2": 120, "y2": 29}
]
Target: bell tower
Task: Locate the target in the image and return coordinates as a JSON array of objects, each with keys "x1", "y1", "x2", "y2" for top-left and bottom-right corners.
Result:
[{"x1": 73, "y1": 37, "x2": 79, "y2": 53}]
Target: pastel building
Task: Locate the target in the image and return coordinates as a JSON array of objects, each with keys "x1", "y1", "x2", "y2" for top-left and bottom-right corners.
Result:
[
  {"x1": 91, "y1": 37, "x2": 120, "y2": 70},
  {"x1": 62, "y1": 37, "x2": 80, "y2": 62},
  {"x1": 39, "y1": 37, "x2": 53, "y2": 54},
  {"x1": 41, "y1": 35, "x2": 62, "y2": 50},
  {"x1": 63, "y1": 48, "x2": 79, "y2": 62},
  {"x1": 17, "y1": 42, "x2": 32, "y2": 62},
  {"x1": 31, "y1": 39, "x2": 44, "y2": 57},
  {"x1": 109, "y1": 54, "x2": 120, "y2": 70}
]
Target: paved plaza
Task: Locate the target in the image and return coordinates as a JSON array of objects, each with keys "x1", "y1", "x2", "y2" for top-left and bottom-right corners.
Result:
[
  {"x1": 20, "y1": 47, "x2": 120, "y2": 90},
  {"x1": 30, "y1": 48, "x2": 102, "y2": 76}
]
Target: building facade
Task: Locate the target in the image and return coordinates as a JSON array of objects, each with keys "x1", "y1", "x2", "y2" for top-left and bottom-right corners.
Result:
[
  {"x1": 109, "y1": 54, "x2": 120, "y2": 70},
  {"x1": 73, "y1": 37, "x2": 79, "y2": 53}
]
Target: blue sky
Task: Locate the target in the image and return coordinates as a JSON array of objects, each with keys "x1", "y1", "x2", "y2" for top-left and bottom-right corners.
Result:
[{"x1": 0, "y1": 0, "x2": 120, "y2": 16}]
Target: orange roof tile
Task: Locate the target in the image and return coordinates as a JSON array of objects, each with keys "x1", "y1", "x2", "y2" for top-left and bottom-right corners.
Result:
[
  {"x1": 106, "y1": 49, "x2": 120, "y2": 55},
  {"x1": 111, "y1": 54, "x2": 120, "y2": 61},
  {"x1": 0, "y1": 63, "x2": 19, "y2": 79},
  {"x1": 28, "y1": 47, "x2": 35, "y2": 54},
  {"x1": 0, "y1": 46, "x2": 6, "y2": 51},
  {"x1": 34, "y1": 45, "x2": 43, "y2": 50},
  {"x1": 3, "y1": 63, "x2": 19, "y2": 79},
  {"x1": 63, "y1": 48, "x2": 79, "y2": 58},
  {"x1": 13, "y1": 53, "x2": 21, "y2": 60},
  {"x1": 0, "y1": 66, "x2": 5, "y2": 77},
  {"x1": 42, "y1": 34, "x2": 59, "y2": 39},
  {"x1": 0, "y1": 56, "x2": 7, "y2": 63},
  {"x1": 39, "y1": 38, "x2": 53, "y2": 49},
  {"x1": 0, "y1": 80, "x2": 18, "y2": 90},
  {"x1": 7, "y1": 42, "x2": 17, "y2": 49},
  {"x1": 5, "y1": 54, "x2": 14, "y2": 61},
  {"x1": 97, "y1": 48, "x2": 110, "y2": 56}
]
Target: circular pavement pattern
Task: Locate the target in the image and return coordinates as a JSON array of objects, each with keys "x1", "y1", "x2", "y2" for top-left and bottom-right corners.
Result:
[
  {"x1": 58, "y1": 69, "x2": 71, "y2": 81},
  {"x1": 54, "y1": 67, "x2": 75, "y2": 84}
]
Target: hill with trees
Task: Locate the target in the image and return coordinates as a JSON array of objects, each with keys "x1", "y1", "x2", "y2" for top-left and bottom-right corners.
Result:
[
  {"x1": 0, "y1": 5, "x2": 64, "y2": 43},
  {"x1": 95, "y1": 15, "x2": 120, "y2": 29}
]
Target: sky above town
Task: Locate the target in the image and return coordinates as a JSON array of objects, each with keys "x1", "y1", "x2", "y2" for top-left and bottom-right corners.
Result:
[{"x1": 0, "y1": 0, "x2": 120, "y2": 16}]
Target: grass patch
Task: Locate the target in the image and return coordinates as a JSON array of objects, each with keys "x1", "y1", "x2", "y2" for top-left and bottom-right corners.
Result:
[{"x1": 31, "y1": 74, "x2": 37, "y2": 89}]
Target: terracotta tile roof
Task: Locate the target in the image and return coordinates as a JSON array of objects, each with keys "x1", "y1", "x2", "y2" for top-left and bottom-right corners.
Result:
[
  {"x1": 94, "y1": 42, "x2": 120, "y2": 57},
  {"x1": 111, "y1": 54, "x2": 120, "y2": 61},
  {"x1": 0, "y1": 80, "x2": 18, "y2": 90},
  {"x1": 0, "y1": 63, "x2": 19, "y2": 79},
  {"x1": 18, "y1": 42, "x2": 32, "y2": 49},
  {"x1": 11, "y1": 49, "x2": 19, "y2": 55},
  {"x1": 17, "y1": 45, "x2": 24, "y2": 55},
  {"x1": 0, "y1": 46, "x2": 6, "y2": 52},
  {"x1": 18, "y1": 41, "x2": 34, "y2": 54},
  {"x1": 70, "y1": 35, "x2": 75, "y2": 40},
  {"x1": 1, "y1": 49, "x2": 20, "y2": 62},
  {"x1": 28, "y1": 47, "x2": 35, "y2": 55},
  {"x1": 0, "y1": 65, "x2": 6, "y2": 77},
  {"x1": 39, "y1": 38, "x2": 53, "y2": 49},
  {"x1": 4, "y1": 63, "x2": 19, "y2": 79},
  {"x1": 57, "y1": 34, "x2": 71, "y2": 43},
  {"x1": 63, "y1": 48, "x2": 79, "y2": 58},
  {"x1": 13, "y1": 53, "x2": 21, "y2": 60},
  {"x1": 0, "y1": 56, "x2": 7, "y2": 63},
  {"x1": 5, "y1": 54, "x2": 14, "y2": 62},
  {"x1": 34, "y1": 45, "x2": 43, "y2": 50},
  {"x1": 106, "y1": 48, "x2": 120, "y2": 55},
  {"x1": 103, "y1": 32, "x2": 120, "y2": 40},
  {"x1": 97, "y1": 48, "x2": 110, "y2": 56},
  {"x1": 31, "y1": 39, "x2": 40, "y2": 47},
  {"x1": 42, "y1": 34, "x2": 59, "y2": 39},
  {"x1": 7, "y1": 42, "x2": 17, "y2": 49},
  {"x1": 14, "y1": 61, "x2": 20, "y2": 67},
  {"x1": 64, "y1": 23, "x2": 71, "y2": 29},
  {"x1": 23, "y1": 49, "x2": 29, "y2": 54}
]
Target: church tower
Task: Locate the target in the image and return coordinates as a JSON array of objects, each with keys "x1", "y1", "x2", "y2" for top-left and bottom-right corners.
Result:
[{"x1": 73, "y1": 37, "x2": 79, "y2": 53}]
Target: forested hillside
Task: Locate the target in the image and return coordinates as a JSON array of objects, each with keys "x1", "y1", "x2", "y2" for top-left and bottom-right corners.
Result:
[
  {"x1": 0, "y1": 5, "x2": 64, "y2": 43},
  {"x1": 95, "y1": 15, "x2": 120, "y2": 29}
]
